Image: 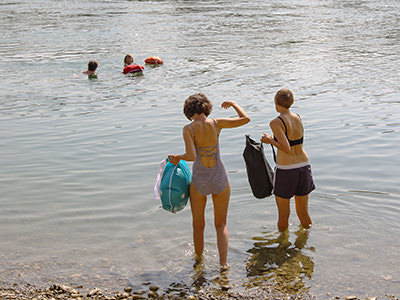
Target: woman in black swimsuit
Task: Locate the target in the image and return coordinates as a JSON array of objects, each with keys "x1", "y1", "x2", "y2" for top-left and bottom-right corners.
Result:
[{"x1": 261, "y1": 89, "x2": 315, "y2": 231}]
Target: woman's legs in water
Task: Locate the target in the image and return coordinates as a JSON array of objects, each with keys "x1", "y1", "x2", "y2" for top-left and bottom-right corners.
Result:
[
  {"x1": 276, "y1": 194, "x2": 312, "y2": 230},
  {"x1": 212, "y1": 182, "x2": 231, "y2": 268},
  {"x1": 275, "y1": 196, "x2": 290, "y2": 231},
  {"x1": 294, "y1": 194, "x2": 312, "y2": 229},
  {"x1": 190, "y1": 183, "x2": 207, "y2": 260}
]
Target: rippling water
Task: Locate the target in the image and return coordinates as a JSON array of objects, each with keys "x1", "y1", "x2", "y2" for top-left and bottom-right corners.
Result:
[{"x1": 1, "y1": 0, "x2": 399, "y2": 298}]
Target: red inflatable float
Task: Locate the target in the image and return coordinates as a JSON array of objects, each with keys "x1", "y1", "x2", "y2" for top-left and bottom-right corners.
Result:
[
  {"x1": 123, "y1": 64, "x2": 144, "y2": 74},
  {"x1": 144, "y1": 56, "x2": 163, "y2": 64}
]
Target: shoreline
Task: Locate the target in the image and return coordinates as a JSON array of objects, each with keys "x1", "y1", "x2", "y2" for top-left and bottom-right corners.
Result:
[
  {"x1": 1, "y1": 281, "x2": 398, "y2": 300},
  {"x1": 0, "y1": 281, "x2": 311, "y2": 300}
]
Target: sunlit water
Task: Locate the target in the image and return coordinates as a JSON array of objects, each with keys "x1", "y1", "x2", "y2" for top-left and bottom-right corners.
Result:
[{"x1": 1, "y1": 0, "x2": 399, "y2": 298}]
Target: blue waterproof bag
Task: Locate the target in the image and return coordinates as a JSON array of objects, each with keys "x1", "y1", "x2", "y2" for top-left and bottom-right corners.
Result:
[{"x1": 160, "y1": 160, "x2": 192, "y2": 213}]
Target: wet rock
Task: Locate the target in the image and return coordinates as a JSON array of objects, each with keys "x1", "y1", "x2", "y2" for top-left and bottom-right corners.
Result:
[
  {"x1": 346, "y1": 296, "x2": 357, "y2": 300},
  {"x1": 124, "y1": 287, "x2": 133, "y2": 294},
  {"x1": 187, "y1": 296, "x2": 197, "y2": 300},
  {"x1": 88, "y1": 287, "x2": 103, "y2": 297},
  {"x1": 221, "y1": 285, "x2": 230, "y2": 291},
  {"x1": 132, "y1": 294, "x2": 146, "y2": 300},
  {"x1": 179, "y1": 290, "x2": 187, "y2": 297},
  {"x1": 149, "y1": 285, "x2": 159, "y2": 292},
  {"x1": 148, "y1": 291, "x2": 158, "y2": 298}
]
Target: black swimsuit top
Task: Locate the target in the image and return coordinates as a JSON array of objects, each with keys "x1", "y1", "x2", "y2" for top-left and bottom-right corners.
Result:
[{"x1": 274, "y1": 116, "x2": 304, "y2": 146}]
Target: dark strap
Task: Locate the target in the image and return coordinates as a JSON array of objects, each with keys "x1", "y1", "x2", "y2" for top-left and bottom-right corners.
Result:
[
  {"x1": 277, "y1": 116, "x2": 287, "y2": 133},
  {"x1": 276, "y1": 116, "x2": 303, "y2": 146},
  {"x1": 271, "y1": 144, "x2": 276, "y2": 163}
]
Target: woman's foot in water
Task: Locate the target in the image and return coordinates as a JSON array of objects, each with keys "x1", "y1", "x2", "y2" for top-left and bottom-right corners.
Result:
[{"x1": 220, "y1": 264, "x2": 229, "y2": 272}]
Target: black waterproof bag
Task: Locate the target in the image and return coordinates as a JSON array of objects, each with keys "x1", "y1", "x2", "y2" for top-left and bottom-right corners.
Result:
[{"x1": 243, "y1": 135, "x2": 274, "y2": 199}]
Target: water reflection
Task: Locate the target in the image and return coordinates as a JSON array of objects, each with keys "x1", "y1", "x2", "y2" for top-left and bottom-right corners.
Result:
[
  {"x1": 245, "y1": 227, "x2": 315, "y2": 295},
  {"x1": 192, "y1": 259, "x2": 207, "y2": 290},
  {"x1": 191, "y1": 258, "x2": 229, "y2": 291}
]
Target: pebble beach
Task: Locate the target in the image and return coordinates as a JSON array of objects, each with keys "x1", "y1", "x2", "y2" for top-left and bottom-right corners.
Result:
[{"x1": 1, "y1": 281, "x2": 398, "y2": 300}]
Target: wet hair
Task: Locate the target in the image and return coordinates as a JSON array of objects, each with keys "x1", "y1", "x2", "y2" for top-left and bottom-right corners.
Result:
[
  {"x1": 183, "y1": 93, "x2": 213, "y2": 120},
  {"x1": 88, "y1": 60, "x2": 98, "y2": 72},
  {"x1": 124, "y1": 54, "x2": 134, "y2": 66},
  {"x1": 275, "y1": 88, "x2": 294, "y2": 109}
]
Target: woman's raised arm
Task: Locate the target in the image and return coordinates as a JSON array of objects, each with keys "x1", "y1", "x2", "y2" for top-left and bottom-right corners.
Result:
[{"x1": 216, "y1": 101, "x2": 250, "y2": 129}]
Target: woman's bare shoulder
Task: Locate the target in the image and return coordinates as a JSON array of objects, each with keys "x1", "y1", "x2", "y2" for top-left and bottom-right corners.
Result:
[
  {"x1": 269, "y1": 117, "x2": 281, "y2": 126},
  {"x1": 183, "y1": 123, "x2": 193, "y2": 132}
]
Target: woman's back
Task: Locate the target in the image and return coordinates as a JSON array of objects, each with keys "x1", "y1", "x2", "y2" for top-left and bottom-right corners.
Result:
[
  {"x1": 275, "y1": 112, "x2": 309, "y2": 165},
  {"x1": 189, "y1": 118, "x2": 220, "y2": 168},
  {"x1": 168, "y1": 95, "x2": 250, "y2": 269}
]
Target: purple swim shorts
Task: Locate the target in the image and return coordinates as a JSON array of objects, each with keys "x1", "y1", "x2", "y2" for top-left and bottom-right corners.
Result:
[{"x1": 273, "y1": 164, "x2": 315, "y2": 199}]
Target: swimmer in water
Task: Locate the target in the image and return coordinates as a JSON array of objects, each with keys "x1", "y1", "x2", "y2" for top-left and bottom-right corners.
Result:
[
  {"x1": 82, "y1": 60, "x2": 98, "y2": 79},
  {"x1": 124, "y1": 54, "x2": 134, "y2": 67},
  {"x1": 123, "y1": 54, "x2": 144, "y2": 74}
]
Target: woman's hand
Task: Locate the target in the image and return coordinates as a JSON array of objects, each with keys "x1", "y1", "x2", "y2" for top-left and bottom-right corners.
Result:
[
  {"x1": 221, "y1": 100, "x2": 236, "y2": 109},
  {"x1": 168, "y1": 154, "x2": 181, "y2": 165},
  {"x1": 261, "y1": 133, "x2": 274, "y2": 144}
]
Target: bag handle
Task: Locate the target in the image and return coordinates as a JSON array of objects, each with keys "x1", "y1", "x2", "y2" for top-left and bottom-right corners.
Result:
[
  {"x1": 246, "y1": 134, "x2": 276, "y2": 163},
  {"x1": 271, "y1": 144, "x2": 276, "y2": 163}
]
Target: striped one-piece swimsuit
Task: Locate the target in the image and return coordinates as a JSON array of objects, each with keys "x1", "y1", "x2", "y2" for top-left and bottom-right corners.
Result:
[{"x1": 190, "y1": 120, "x2": 228, "y2": 196}]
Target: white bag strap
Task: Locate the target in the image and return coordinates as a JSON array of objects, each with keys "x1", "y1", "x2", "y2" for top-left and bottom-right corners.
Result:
[{"x1": 153, "y1": 159, "x2": 168, "y2": 201}]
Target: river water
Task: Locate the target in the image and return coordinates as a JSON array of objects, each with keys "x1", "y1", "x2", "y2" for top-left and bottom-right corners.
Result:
[{"x1": 1, "y1": 0, "x2": 399, "y2": 298}]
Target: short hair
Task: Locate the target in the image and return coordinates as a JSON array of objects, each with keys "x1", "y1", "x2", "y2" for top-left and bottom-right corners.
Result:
[
  {"x1": 124, "y1": 54, "x2": 134, "y2": 65},
  {"x1": 275, "y1": 88, "x2": 294, "y2": 108},
  {"x1": 88, "y1": 60, "x2": 98, "y2": 72},
  {"x1": 183, "y1": 93, "x2": 213, "y2": 120}
]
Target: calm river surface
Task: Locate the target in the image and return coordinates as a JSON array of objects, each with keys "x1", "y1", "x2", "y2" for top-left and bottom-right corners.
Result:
[{"x1": 1, "y1": 0, "x2": 399, "y2": 298}]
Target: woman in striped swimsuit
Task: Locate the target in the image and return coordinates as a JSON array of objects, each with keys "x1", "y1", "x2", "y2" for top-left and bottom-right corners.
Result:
[{"x1": 169, "y1": 93, "x2": 250, "y2": 270}]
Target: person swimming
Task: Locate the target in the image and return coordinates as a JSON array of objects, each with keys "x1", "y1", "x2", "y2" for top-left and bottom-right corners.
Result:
[
  {"x1": 82, "y1": 60, "x2": 98, "y2": 79},
  {"x1": 123, "y1": 54, "x2": 144, "y2": 74}
]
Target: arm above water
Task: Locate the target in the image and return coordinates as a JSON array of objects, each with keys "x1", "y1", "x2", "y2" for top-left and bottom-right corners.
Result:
[
  {"x1": 168, "y1": 125, "x2": 196, "y2": 165},
  {"x1": 216, "y1": 101, "x2": 250, "y2": 129}
]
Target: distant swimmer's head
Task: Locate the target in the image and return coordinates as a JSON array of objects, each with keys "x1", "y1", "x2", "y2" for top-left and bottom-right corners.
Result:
[
  {"x1": 275, "y1": 88, "x2": 294, "y2": 109},
  {"x1": 124, "y1": 54, "x2": 134, "y2": 66},
  {"x1": 88, "y1": 60, "x2": 99, "y2": 72},
  {"x1": 183, "y1": 93, "x2": 213, "y2": 120}
]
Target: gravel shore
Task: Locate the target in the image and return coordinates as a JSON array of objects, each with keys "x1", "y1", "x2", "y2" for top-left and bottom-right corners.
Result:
[
  {"x1": 1, "y1": 282, "x2": 398, "y2": 300},
  {"x1": 0, "y1": 282, "x2": 308, "y2": 300}
]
